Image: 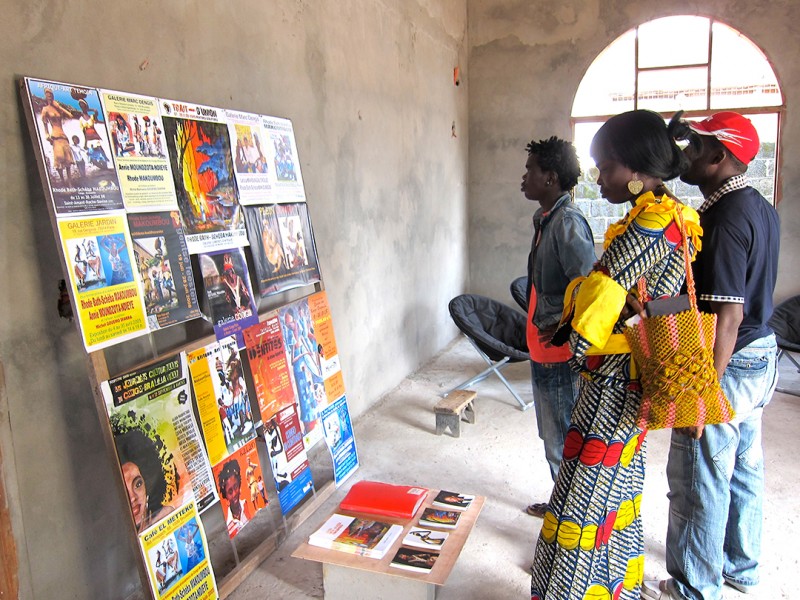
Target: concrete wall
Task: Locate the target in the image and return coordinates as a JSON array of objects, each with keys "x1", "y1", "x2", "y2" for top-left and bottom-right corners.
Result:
[
  {"x1": 468, "y1": 0, "x2": 800, "y2": 305},
  {"x1": 0, "y1": 1, "x2": 468, "y2": 597}
]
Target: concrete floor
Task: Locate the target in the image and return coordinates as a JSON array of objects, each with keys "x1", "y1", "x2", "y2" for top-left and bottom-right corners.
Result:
[{"x1": 228, "y1": 336, "x2": 798, "y2": 599}]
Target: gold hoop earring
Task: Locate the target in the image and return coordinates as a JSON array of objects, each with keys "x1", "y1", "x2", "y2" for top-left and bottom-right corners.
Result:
[{"x1": 627, "y1": 176, "x2": 644, "y2": 195}]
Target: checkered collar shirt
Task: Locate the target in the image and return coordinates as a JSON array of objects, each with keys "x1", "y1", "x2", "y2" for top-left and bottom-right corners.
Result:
[{"x1": 698, "y1": 174, "x2": 749, "y2": 214}]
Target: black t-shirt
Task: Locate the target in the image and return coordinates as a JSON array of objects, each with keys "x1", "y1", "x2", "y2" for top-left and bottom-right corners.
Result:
[{"x1": 693, "y1": 186, "x2": 780, "y2": 353}]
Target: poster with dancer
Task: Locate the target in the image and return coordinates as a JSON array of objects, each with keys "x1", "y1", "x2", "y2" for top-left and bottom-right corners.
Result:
[
  {"x1": 102, "y1": 353, "x2": 219, "y2": 532},
  {"x1": 100, "y1": 89, "x2": 178, "y2": 211},
  {"x1": 320, "y1": 395, "x2": 359, "y2": 487},
  {"x1": 23, "y1": 77, "x2": 122, "y2": 214},
  {"x1": 139, "y1": 500, "x2": 217, "y2": 600},
  {"x1": 58, "y1": 212, "x2": 148, "y2": 351},
  {"x1": 278, "y1": 292, "x2": 346, "y2": 448},
  {"x1": 264, "y1": 403, "x2": 314, "y2": 516},
  {"x1": 198, "y1": 247, "x2": 259, "y2": 347},
  {"x1": 128, "y1": 211, "x2": 201, "y2": 331},
  {"x1": 262, "y1": 115, "x2": 306, "y2": 203},
  {"x1": 160, "y1": 99, "x2": 247, "y2": 253},
  {"x1": 243, "y1": 203, "x2": 321, "y2": 297},
  {"x1": 224, "y1": 109, "x2": 272, "y2": 205},
  {"x1": 187, "y1": 335, "x2": 257, "y2": 466},
  {"x1": 243, "y1": 316, "x2": 297, "y2": 424},
  {"x1": 211, "y1": 439, "x2": 268, "y2": 539}
]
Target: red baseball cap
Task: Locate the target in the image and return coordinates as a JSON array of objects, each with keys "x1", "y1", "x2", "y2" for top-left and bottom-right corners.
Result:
[{"x1": 688, "y1": 111, "x2": 760, "y2": 165}]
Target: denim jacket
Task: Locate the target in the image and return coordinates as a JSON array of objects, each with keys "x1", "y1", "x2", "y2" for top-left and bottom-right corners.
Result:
[{"x1": 527, "y1": 193, "x2": 596, "y2": 331}]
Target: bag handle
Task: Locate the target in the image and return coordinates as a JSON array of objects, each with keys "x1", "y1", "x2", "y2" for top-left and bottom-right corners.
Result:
[{"x1": 637, "y1": 204, "x2": 697, "y2": 312}]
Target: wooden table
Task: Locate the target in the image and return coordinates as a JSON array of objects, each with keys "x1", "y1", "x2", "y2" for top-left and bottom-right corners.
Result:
[{"x1": 292, "y1": 489, "x2": 484, "y2": 599}]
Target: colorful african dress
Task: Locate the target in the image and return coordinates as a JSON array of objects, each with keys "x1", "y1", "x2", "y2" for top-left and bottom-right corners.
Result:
[{"x1": 530, "y1": 191, "x2": 702, "y2": 600}]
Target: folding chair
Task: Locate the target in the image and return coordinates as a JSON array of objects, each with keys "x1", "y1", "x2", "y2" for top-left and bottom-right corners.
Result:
[
  {"x1": 509, "y1": 276, "x2": 529, "y2": 312},
  {"x1": 445, "y1": 294, "x2": 533, "y2": 410},
  {"x1": 769, "y1": 295, "x2": 800, "y2": 397}
]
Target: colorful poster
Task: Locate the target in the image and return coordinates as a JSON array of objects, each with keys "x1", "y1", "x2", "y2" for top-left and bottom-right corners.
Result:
[
  {"x1": 198, "y1": 247, "x2": 259, "y2": 347},
  {"x1": 211, "y1": 439, "x2": 268, "y2": 539},
  {"x1": 139, "y1": 500, "x2": 217, "y2": 600},
  {"x1": 264, "y1": 403, "x2": 314, "y2": 515},
  {"x1": 320, "y1": 395, "x2": 359, "y2": 487},
  {"x1": 160, "y1": 99, "x2": 247, "y2": 253},
  {"x1": 58, "y1": 212, "x2": 148, "y2": 350},
  {"x1": 23, "y1": 78, "x2": 122, "y2": 214},
  {"x1": 187, "y1": 335, "x2": 256, "y2": 465},
  {"x1": 224, "y1": 109, "x2": 273, "y2": 204},
  {"x1": 100, "y1": 89, "x2": 178, "y2": 211},
  {"x1": 243, "y1": 316, "x2": 297, "y2": 423},
  {"x1": 128, "y1": 211, "x2": 201, "y2": 331},
  {"x1": 278, "y1": 292, "x2": 345, "y2": 447},
  {"x1": 102, "y1": 354, "x2": 218, "y2": 534},
  {"x1": 243, "y1": 203, "x2": 321, "y2": 297},
  {"x1": 262, "y1": 115, "x2": 307, "y2": 203}
]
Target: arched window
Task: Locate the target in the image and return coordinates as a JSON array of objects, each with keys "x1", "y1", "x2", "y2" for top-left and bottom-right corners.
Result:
[{"x1": 571, "y1": 16, "x2": 784, "y2": 240}]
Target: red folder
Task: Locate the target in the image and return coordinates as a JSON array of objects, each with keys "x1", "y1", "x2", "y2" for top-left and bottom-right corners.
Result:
[{"x1": 339, "y1": 481, "x2": 429, "y2": 519}]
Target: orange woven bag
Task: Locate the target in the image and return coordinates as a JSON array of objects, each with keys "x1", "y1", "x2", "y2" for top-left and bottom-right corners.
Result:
[{"x1": 624, "y1": 209, "x2": 734, "y2": 430}]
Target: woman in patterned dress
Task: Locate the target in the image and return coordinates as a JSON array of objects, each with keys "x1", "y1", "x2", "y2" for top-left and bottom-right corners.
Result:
[{"x1": 530, "y1": 110, "x2": 702, "y2": 600}]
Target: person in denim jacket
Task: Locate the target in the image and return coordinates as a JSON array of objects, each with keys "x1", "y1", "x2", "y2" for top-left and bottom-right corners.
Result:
[
  {"x1": 520, "y1": 136, "x2": 596, "y2": 518},
  {"x1": 642, "y1": 113, "x2": 780, "y2": 600}
]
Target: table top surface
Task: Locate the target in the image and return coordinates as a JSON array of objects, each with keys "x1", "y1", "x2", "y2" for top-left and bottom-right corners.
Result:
[{"x1": 291, "y1": 488, "x2": 485, "y2": 586}]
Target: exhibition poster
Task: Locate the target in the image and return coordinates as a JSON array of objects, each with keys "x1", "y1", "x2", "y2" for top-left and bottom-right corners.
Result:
[
  {"x1": 128, "y1": 211, "x2": 202, "y2": 331},
  {"x1": 224, "y1": 109, "x2": 273, "y2": 204},
  {"x1": 23, "y1": 78, "x2": 123, "y2": 214},
  {"x1": 160, "y1": 98, "x2": 247, "y2": 253},
  {"x1": 265, "y1": 403, "x2": 314, "y2": 516},
  {"x1": 58, "y1": 212, "x2": 148, "y2": 351},
  {"x1": 320, "y1": 395, "x2": 359, "y2": 487},
  {"x1": 198, "y1": 247, "x2": 259, "y2": 347},
  {"x1": 261, "y1": 115, "x2": 306, "y2": 203},
  {"x1": 243, "y1": 203, "x2": 321, "y2": 297},
  {"x1": 187, "y1": 335, "x2": 257, "y2": 466},
  {"x1": 100, "y1": 89, "x2": 178, "y2": 211},
  {"x1": 307, "y1": 291, "x2": 346, "y2": 406},
  {"x1": 211, "y1": 438, "x2": 268, "y2": 539},
  {"x1": 102, "y1": 353, "x2": 219, "y2": 528},
  {"x1": 139, "y1": 500, "x2": 218, "y2": 600},
  {"x1": 243, "y1": 315, "x2": 297, "y2": 423}
]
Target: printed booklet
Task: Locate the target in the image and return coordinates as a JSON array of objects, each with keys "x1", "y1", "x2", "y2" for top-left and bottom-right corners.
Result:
[
  {"x1": 401, "y1": 526, "x2": 449, "y2": 551},
  {"x1": 308, "y1": 514, "x2": 403, "y2": 559},
  {"x1": 389, "y1": 547, "x2": 439, "y2": 573},
  {"x1": 431, "y1": 490, "x2": 475, "y2": 512},
  {"x1": 418, "y1": 508, "x2": 461, "y2": 530}
]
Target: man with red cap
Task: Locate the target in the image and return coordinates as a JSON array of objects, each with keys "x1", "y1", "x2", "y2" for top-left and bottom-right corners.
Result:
[{"x1": 642, "y1": 112, "x2": 780, "y2": 599}]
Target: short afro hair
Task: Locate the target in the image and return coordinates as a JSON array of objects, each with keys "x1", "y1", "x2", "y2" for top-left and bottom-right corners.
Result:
[{"x1": 526, "y1": 136, "x2": 582, "y2": 191}]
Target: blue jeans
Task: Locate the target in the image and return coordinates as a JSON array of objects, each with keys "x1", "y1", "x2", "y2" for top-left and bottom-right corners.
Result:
[
  {"x1": 665, "y1": 334, "x2": 778, "y2": 600},
  {"x1": 530, "y1": 360, "x2": 579, "y2": 481}
]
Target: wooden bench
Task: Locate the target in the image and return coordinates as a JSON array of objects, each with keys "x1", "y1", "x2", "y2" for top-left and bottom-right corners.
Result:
[{"x1": 434, "y1": 390, "x2": 476, "y2": 437}]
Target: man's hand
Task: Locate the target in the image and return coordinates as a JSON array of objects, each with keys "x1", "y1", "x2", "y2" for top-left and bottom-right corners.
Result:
[{"x1": 676, "y1": 425, "x2": 704, "y2": 439}]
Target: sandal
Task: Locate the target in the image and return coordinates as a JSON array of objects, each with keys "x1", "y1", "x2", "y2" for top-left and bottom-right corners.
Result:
[{"x1": 526, "y1": 502, "x2": 548, "y2": 518}]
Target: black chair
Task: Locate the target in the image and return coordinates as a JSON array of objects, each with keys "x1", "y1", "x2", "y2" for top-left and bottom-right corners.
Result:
[
  {"x1": 769, "y1": 295, "x2": 800, "y2": 397},
  {"x1": 445, "y1": 294, "x2": 533, "y2": 410},
  {"x1": 510, "y1": 276, "x2": 529, "y2": 313}
]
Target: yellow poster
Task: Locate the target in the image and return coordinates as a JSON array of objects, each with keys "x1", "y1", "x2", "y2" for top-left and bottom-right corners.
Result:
[
  {"x1": 58, "y1": 212, "x2": 147, "y2": 350},
  {"x1": 139, "y1": 500, "x2": 217, "y2": 600}
]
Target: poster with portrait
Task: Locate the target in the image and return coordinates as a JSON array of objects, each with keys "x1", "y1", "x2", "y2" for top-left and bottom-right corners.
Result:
[
  {"x1": 320, "y1": 395, "x2": 359, "y2": 487},
  {"x1": 198, "y1": 247, "x2": 259, "y2": 347},
  {"x1": 186, "y1": 335, "x2": 257, "y2": 466},
  {"x1": 139, "y1": 500, "x2": 217, "y2": 600},
  {"x1": 243, "y1": 315, "x2": 297, "y2": 424},
  {"x1": 160, "y1": 98, "x2": 247, "y2": 253},
  {"x1": 22, "y1": 77, "x2": 123, "y2": 215},
  {"x1": 58, "y1": 212, "x2": 148, "y2": 351},
  {"x1": 100, "y1": 89, "x2": 178, "y2": 212},
  {"x1": 211, "y1": 438, "x2": 268, "y2": 539},
  {"x1": 243, "y1": 203, "x2": 321, "y2": 297},
  {"x1": 128, "y1": 211, "x2": 201, "y2": 331},
  {"x1": 224, "y1": 109, "x2": 273, "y2": 205},
  {"x1": 264, "y1": 403, "x2": 314, "y2": 516},
  {"x1": 261, "y1": 115, "x2": 307, "y2": 203},
  {"x1": 102, "y1": 353, "x2": 218, "y2": 536}
]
